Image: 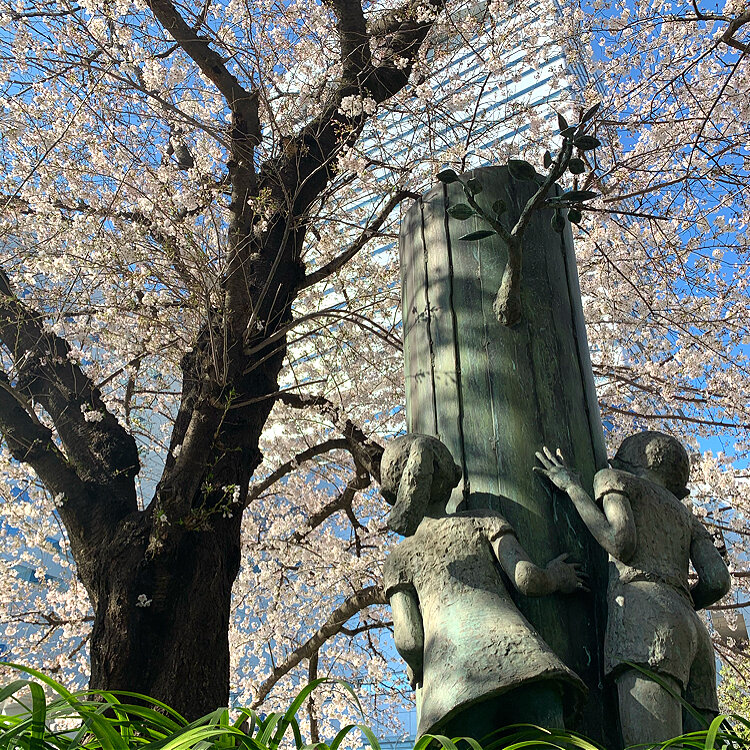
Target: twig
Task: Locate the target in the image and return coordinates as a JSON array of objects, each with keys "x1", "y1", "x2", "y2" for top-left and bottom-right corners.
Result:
[{"x1": 250, "y1": 585, "x2": 387, "y2": 708}]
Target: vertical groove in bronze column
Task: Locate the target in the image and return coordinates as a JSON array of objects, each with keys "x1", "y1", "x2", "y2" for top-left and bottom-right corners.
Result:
[
  {"x1": 560, "y1": 225, "x2": 608, "y2": 470},
  {"x1": 442, "y1": 183, "x2": 469, "y2": 499},
  {"x1": 419, "y1": 197, "x2": 439, "y2": 436},
  {"x1": 558, "y1": 223, "x2": 611, "y2": 706}
]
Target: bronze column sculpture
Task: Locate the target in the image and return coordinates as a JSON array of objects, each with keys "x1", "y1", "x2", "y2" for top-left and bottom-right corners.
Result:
[
  {"x1": 397, "y1": 165, "x2": 612, "y2": 743},
  {"x1": 390, "y1": 164, "x2": 730, "y2": 747}
]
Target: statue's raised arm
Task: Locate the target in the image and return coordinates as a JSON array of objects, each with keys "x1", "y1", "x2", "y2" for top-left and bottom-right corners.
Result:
[{"x1": 534, "y1": 446, "x2": 636, "y2": 560}]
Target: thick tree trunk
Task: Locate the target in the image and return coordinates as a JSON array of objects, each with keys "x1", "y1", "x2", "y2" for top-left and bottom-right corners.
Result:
[
  {"x1": 87, "y1": 509, "x2": 243, "y2": 718},
  {"x1": 81, "y1": 338, "x2": 282, "y2": 717}
]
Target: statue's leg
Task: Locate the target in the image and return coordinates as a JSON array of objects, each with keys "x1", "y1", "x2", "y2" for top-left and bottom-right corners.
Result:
[
  {"x1": 682, "y1": 624, "x2": 720, "y2": 733},
  {"x1": 615, "y1": 669, "x2": 682, "y2": 746}
]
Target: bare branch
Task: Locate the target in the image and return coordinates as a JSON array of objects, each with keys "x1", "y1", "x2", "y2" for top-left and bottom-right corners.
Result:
[
  {"x1": 708, "y1": 600, "x2": 750, "y2": 611},
  {"x1": 604, "y1": 404, "x2": 750, "y2": 430},
  {"x1": 689, "y1": 3, "x2": 750, "y2": 51},
  {"x1": 0, "y1": 268, "x2": 139, "y2": 505},
  {"x1": 298, "y1": 190, "x2": 415, "y2": 291},
  {"x1": 288, "y1": 468, "x2": 371, "y2": 542},
  {"x1": 339, "y1": 621, "x2": 391, "y2": 636},
  {"x1": 279, "y1": 392, "x2": 383, "y2": 483},
  {"x1": 722, "y1": 10, "x2": 750, "y2": 52},
  {"x1": 0, "y1": 374, "x2": 114, "y2": 556},
  {"x1": 326, "y1": 0, "x2": 371, "y2": 81},
  {"x1": 250, "y1": 585, "x2": 387, "y2": 708},
  {"x1": 0, "y1": 373, "x2": 83, "y2": 501},
  {"x1": 145, "y1": 0, "x2": 259, "y2": 138},
  {"x1": 6, "y1": 609, "x2": 94, "y2": 626},
  {"x1": 150, "y1": 399, "x2": 223, "y2": 533},
  {"x1": 243, "y1": 304, "x2": 402, "y2": 363},
  {"x1": 244, "y1": 438, "x2": 351, "y2": 507},
  {"x1": 308, "y1": 650, "x2": 320, "y2": 744},
  {"x1": 144, "y1": 0, "x2": 260, "y2": 339}
]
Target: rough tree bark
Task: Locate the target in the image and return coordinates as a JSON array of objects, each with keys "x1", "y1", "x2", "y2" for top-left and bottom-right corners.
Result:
[{"x1": 0, "y1": 0, "x2": 444, "y2": 718}]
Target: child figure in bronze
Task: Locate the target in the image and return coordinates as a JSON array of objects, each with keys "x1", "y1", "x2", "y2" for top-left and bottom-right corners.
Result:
[
  {"x1": 535, "y1": 431, "x2": 731, "y2": 745},
  {"x1": 382, "y1": 433, "x2": 587, "y2": 740}
]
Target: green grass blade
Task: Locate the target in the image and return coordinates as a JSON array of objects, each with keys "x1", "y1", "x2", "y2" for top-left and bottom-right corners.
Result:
[
  {"x1": 267, "y1": 678, "x2": 366, "y2": 750},
  {"x1": 159, "y1": 726, "x2": 252, "y2": 750},
  {"x1": 232, "y1": 708, "x2": 257, "y2": 734},
  {"x1": 0, "y1": 680, "x2": 38, "y2": 706},
  {"x1": 418, "y1": 734, "x2": 460, "y2": 750},
  {"x1": 727, "y1": 713, "x2": 750, "y2": 732},
  {"x1": 703, "y1": 714, "x2": 728, "y2": 750},
  {"x1": 0, "y1": 664, "x2": 74, "y2": 703},
  {"x1": 453, "y1": 738, "x2": 483, "y2": 750},
  {"x1": 480, "y1": 724, "x2": 555, "y2": 750},
  {"x1": 257, "y1": 713, "x2": 283, "y2": 746},
  {"x1": 326, "y1": 723, "x2": 382, "y2": 750},
  {"x1": 412, "y1": 735, "x2": 436, "y2": 750},
  {"x1": 327, "y1": 724, "x2": 358, "y2": 750},
  {"x1": 290, "y1": 716, "x2": 304, "y2": 749},
  {"x1": 543, "y1": 729, "x2": 606, "y2": 750},
  {"x1": 350, "y1": 723, "x2": 381, "y2": 750},
  {"x1": 99, "y1": 703, "x2": 181, "y2": 736},
  {"x1": 26, "y1": 679, "x2": 47, "y2": 750},
  {"x1": 73, "y1": 700, "x2": 133, "y2": 750},
  {"x1": 84, "y1": 691, "x2": 188, "y2": 726}
]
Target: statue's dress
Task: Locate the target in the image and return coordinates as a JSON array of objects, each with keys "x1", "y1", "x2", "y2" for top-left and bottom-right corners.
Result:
[
  {"x1": 594, "y1": 469, "x2": 719, "y2": 713},
  {"x1": 384, "y1": 509, "x2": 584, "y2": 736}
]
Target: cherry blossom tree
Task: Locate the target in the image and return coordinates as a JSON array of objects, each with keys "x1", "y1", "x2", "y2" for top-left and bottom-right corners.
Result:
[
  {"x1": 0, "y1": 0, "x2": 451, "y2": 720},
  {"x1": 1, "y1": 0, "x2": 749, "y2": 731}
]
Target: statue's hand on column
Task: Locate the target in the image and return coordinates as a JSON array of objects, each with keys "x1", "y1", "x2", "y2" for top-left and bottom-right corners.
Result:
[
  {"x1": 545, "y1": 553, "x2": 590, "y2": 594},
  {"x1": 534, "y1": 447, "x2": 582, "y2": 494}
]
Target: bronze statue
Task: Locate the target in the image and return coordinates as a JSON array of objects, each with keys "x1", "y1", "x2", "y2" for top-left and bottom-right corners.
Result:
[
  {"x1": 382, "y1": 434, "x2": 587, "y2": 740},
  {"x1": 535, "y1": 431, "x2": 731, "y2": 745}
]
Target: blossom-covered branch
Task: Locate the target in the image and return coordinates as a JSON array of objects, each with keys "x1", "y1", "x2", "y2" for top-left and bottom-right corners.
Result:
[
  {"x1": 279, "y1": 392, "x2": 383, "y2": 482},
  {"x1": 298, "y1": 190, "x2": 416, "y2": 291},
  {"x1": 0, "y1": 269, "x2": 139, "y2": 517},
  {"x1": 250, "y1": 585, "x2": 387, "y2": 708},
  {"x1": 244, "y1": 438, "x2": 351, "y2": 507},
  {"x1": 0, "y1": 375, "x2": 85, "y2": 524}
]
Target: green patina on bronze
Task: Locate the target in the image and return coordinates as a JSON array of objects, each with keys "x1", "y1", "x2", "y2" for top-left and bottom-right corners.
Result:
[{"x1": 399, "y1": 165, "x2": 613, "y2": 743}]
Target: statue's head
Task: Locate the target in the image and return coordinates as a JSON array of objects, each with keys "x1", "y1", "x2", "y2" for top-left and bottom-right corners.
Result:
[
  {"x1": 611, "y1": 431, "x2": 690, "y2": 499},
  {"x1": 380, "y1": 434, "x2": 462, "y2": 536}
]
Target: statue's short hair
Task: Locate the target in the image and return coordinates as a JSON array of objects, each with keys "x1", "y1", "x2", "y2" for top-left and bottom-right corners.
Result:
[
  {"x1": 381, "y1": 434, "x2": 462, "y2": 536},
  {"x1": 613, "y1": 431, "x2": 690, "y2": 498}
]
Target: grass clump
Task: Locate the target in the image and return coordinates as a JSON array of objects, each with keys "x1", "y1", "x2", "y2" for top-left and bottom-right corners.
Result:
[
  {"x1": 0, "y1": 663, "x2": 377, "y2": 750},
  {"x1": 2, "y1": 664, "x2": 750, "y2": 750}
]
